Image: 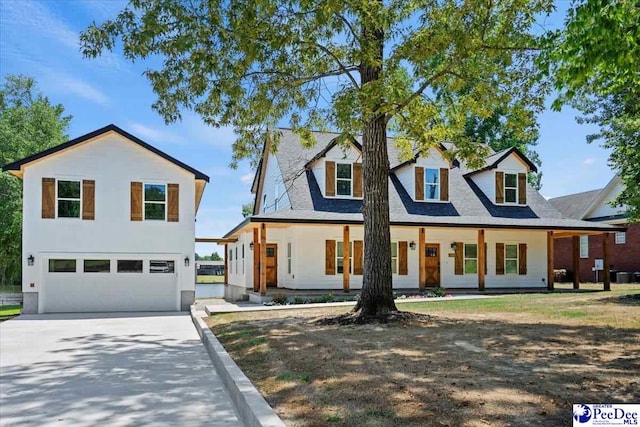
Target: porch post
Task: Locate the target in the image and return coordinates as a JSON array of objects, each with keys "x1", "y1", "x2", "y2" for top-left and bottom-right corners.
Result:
[
  {"x1": 260, "y1": 223, "x2": 267, "y2": 296},
  {"x1": 224, "y1": 243, "x2": 228, "y2": 285},
  {"x1": 478, "y1": 229, "x2": 485, "y2": 291},
  {"x1": 418, "y1": 227, "x2": 425, "y2": 290},
  {"x1": 572, "y1": 235, "x2": 580, "y2": 289},
  {"x1": 253, "y1": 228, "x2": 259, "y2": 292},
  {"x1": 603, "y1": 232, "x2": 611, "y2": 291},
  {"x1": 547, "y1": 231, "x2": 554, "y2": 290},
  {"x1": 343, "y1": 226, "x2": 350, "y2": 293}
]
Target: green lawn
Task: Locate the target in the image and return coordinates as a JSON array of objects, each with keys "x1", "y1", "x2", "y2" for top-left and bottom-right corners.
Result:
[
  {"x1": 196, "y1": 275, "x2": 225, "y2": 284},
  {"x1": 0, "y1": 305, "x2": 21, "y2": 319}
]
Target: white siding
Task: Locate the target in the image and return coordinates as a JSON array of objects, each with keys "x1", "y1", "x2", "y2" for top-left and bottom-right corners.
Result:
[
  {"x1": 395, "y1": 148, "x2": 449, "y2": 201},
  {"x1": 260, "y1": 152, "x2": 291, "y2": 213},
  {"x1": 470, "y1": 153, "x2": 529, "y2": 205},
  {"x1": 21, "y1": 132, "x2": 197, "y2": 306},
  {"x1": 228, "y1": 225, "x2": 548, "y2": 293},
  {"x1": 585, "y1": 179, "x2": 625, "y2": 219},
  {"x1": 312, "y1": 144, "x2": 362, "y2": 197}
]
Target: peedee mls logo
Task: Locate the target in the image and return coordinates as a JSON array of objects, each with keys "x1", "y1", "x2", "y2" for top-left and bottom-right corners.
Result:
[{"x1": 573, "y1": 404, "x2": 639, "y2": 426}]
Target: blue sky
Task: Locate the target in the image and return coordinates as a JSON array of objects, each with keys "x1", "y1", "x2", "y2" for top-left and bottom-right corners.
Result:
[{"x1": 0, "y1": 0, "x2": 615, "y2": 256}]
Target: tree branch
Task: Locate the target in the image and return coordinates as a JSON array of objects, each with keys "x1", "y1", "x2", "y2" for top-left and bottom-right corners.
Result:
[{"x1": 387, "y1": 65, "x2": 453, "y2": 121}]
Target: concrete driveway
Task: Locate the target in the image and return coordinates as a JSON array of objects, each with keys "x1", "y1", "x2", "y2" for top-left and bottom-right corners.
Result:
[{"x1": 0, "y1": 313, "x2": 242, "y2": 426}]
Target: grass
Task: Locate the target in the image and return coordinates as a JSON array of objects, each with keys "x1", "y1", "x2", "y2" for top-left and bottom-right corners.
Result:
[
  {"x1": 196, "y1": 275, "x2": 225, "y2": 284},
  {"x1": 0, "y1": 305, "x2": 21, "y2": 321},
  {"x1": 207, "y1": 284, "x2": 640, "y2": 426}
]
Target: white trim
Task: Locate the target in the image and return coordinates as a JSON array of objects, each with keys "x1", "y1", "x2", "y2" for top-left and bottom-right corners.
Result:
[
  {"x1": 504, "y1": 243, "x2": 519, "y2": 275},
  {"x1": 463, "y1": 242, "x2": 478, "y2": 275},
  {"x1": 143, "y1": 182, "x2": 167, "y2": 221},
  {"x1": 579, "y1": 235, "x2": 589, "y2": 258},
  {"x1": 55, "y1": 178, "x2": 82, "y2": 219},
  {"x1": 615, "y1": 231, "x2": 626, "y2": 244}
]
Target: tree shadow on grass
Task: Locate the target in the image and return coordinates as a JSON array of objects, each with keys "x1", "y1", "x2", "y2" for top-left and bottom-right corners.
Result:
[{"x1": 214, "y1": 314, "x2": 640, "y2": 427}]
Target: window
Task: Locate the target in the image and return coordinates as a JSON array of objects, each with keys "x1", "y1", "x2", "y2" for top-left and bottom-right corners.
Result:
[
  {"x1": 336, "y1": 241, "x2": 353, "y2": 274},
  {"x1": 144, "y1": 184, "x2": 166, "y2": 220},
  {"x1": 424, "y1": 168, "x2": 439, "y2": 200},
  {"x1": 391, "y1": 242, "x2": 398, "y2": 274},
  {"x1": 235, "y1": 247, "x2": 238, "y2": 273},
  {"x1": 84, "y1": 260, "x2": 110, "y2": 273},
  {"x1": 149, "y1": 260, "x2": 175, "y2": 273},
  {"x1": 336, "y1": 163, "x2": 352, "y2": 196},
  {"x1": 49, "y1": 259, "x2": 76, "y2": 272},
  {"x1": 504, "y1": 173, "x2": 518, "y2": 203},
  {"x1": 464, "y1": 244, "x2": 478, "y2": 274},
  {"x1": 579, "y1": 235, "x2": 589, "y2": 258},
  {"x1": 505, "y1": 244, "x2": 518, "y2": 274},
  {"x1": 242, "y1": 244, "x2": 245, "y2": 274},
  {"x1": 229, "y1": 249, "x2": 233, "y2": 274},
  {"x1": 615, "y1": 232, "x2": 626, "y2": 244},
  {"x1": 287, "y1": 242, "x2": 292, "y2": 274},
  {"x1": 117, "y1": 260, "x2": 142, "y2": 273},
  {"x1": 57, "y1": 180, "x2": 81, "y2": 218}
]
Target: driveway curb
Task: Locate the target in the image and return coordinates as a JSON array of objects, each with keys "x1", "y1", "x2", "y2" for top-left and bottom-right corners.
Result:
[{"x1": 190, "y1": 308, "x2": 286, "y2": 427}]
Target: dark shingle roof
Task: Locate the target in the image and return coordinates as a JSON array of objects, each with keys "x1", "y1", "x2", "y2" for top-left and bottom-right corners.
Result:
[
  {"x1": 548, "y1": 189, "x2": 603, "y2": 220},
  {"x1": 227, "y1": 129, "x2": 620, "y2": 235}
]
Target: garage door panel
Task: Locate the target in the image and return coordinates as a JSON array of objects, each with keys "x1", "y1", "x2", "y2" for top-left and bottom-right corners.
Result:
[{"x1": 43, "y1": 256, "x2": 178, "y2": 313}]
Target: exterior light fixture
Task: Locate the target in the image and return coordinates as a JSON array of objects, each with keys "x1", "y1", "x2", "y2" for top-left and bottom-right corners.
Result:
[
  {"x1": 409, "y1": 241, "x2": 416, "y2": 250},
  {"x1": 27, "y1": 254, "x2": 35, "y2": 266},
  {"x1": 249, "y1": 242, "x2": 254, "y2": 250},
  {"x1": 184, "y1": 256, "x2": 190, "y2": 267},
  {"x1": 450, "y1": 242, "x2": 457, "y2": 250}
]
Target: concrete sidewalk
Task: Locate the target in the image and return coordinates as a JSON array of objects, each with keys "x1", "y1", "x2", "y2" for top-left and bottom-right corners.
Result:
[
  {"x1": 0, "y1": 312, "x2": 242, "y2": 426},
  {"x1": 204, "y1": 294, "x2": 500, "y2": 314}
]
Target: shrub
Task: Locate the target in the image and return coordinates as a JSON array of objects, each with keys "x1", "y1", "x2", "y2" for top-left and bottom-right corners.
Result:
[
  {"x1": 293, "y1": 296, "x2": 305, "y2": 305},
  {"x1": 320, "y1": 293, "x2": 335, "y2": 303},
  {"x1": 271, "y1": 294, "x2": 288, "y2": 305}
]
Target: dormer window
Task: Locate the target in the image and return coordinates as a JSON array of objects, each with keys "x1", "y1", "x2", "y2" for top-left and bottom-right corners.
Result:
[
  {"x1": 336, "y1": 163, "x2": 352, "y2": 196},
  {"x1": 425, "y1": 169, "x2": 440, "y2": 200},
  {"x1": 504, "y1": 173, "x2": 518, "y2": 203}
]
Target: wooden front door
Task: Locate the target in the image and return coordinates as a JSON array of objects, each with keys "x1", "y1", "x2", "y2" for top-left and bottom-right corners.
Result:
[
  {"x1": 266, "y1": 244, "x2": 277, "y2": 287},
  {"x1": 424, "y1": 243, "x2": 440, "y2": 287}
]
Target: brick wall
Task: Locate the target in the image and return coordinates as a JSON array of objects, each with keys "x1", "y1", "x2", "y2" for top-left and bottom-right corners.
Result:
[{"x1": 554, "y1": 224, "x2": 640, "y2": 281}]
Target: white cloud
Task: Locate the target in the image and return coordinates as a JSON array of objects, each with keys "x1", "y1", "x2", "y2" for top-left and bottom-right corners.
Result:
[
  {"x1": 583, "y1": 158, "x2": 595, "y2": 165},
  {"x1": 58, "y1": 76, "x2": 110, "y2": 106},
  {"x1": 240, "y1": 173, "x2": 254, "y2": 184},
  {"x1": 127, "y1": 122, "x2": 186, "y2": 144}
]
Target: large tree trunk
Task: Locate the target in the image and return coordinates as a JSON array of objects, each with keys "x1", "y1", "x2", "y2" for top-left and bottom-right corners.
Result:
[{"x1": 355, "y1": 8, "x2": 398, "y2": 317}]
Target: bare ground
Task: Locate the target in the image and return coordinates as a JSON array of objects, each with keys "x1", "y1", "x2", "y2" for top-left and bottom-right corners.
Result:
[{"x1": 207, "y1": 288, "x2": 640, "y2": 426}]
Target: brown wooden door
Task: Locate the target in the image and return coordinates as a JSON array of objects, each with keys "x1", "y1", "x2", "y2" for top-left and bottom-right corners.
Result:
[
  {"x1": 266, "y1": 244, "x2": 277, "y2": 287},
  {"x1": 424, "y1": 243, "x2": 440, "y2": 287}
]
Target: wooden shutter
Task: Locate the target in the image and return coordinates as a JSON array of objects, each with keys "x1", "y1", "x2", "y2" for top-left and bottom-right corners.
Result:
[
  {"x1": 130, "y1": 182, "x2": 143, "y2": 221},
  {"x1": 518, "y1": 173, "x2": 527, "y2": 205},
  {"x1": 82, "y1": 180, "x2": 95, "y2": 220},
  {"x1": 168, "y1": 183, "x2": 179, "y2": 222},
  {"x1": 519, "y1": 243, "x2": 527, "y2": 275},
  {"x1": 415, "y1": 167, "x2": 424, "y2": 201},
  {"x1": 399, "y1": 241, "x2": 408, "y2": 275},
  {"x1": 325, "y1": 161, "x2": 336, "y2": 197},
  {"x1": 440, "y1": 168, "x2": 449, "y2": 201},
  {"x1": 496, "y1": 243, "x2": 505, "y2": 275},
  {"x1": 353, "y1": 163, "x2": 363, "y2": 198},
  {"x1": 495, "y1": 171, "x2": 504, "y2": 204},
  {"x1": 41, "y1": 177, "x2": 55, "y2": 219},
  {"x1": 354, "y1": 240, "x2": 364, "y2": 275},
  {"x1": 325, "y1": 240, "x2": 336, "y2": 275},
  {"x1": 454, "y1": 242, "x2": 463, "y2": 275}
]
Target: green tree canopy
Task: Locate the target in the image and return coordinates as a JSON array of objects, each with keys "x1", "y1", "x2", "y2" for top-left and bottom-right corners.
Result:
[
  {"x1": 0, "y1": 75, "x2": 72, "y2": 285},
  {"x1": 82, "y1": 0, "x2": 553, "y2": 319},
  {"x1": 546, "y1": 0, "x2": 640, "y2": 220}
]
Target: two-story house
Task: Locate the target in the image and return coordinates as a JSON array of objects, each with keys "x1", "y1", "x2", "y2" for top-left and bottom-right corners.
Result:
[
  {"x1": 2, "y1": 125, "x2": 209, "y2": 313},
  {"x1": 222, "y1": 128, "x2": 621, "y2": 300},
  {"x1": 550, "y1": 175, "x2": 639, "y2": 283}
]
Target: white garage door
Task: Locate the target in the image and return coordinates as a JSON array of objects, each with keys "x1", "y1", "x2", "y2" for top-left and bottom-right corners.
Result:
[{"x1": 42, "y1": 256, "x2": 178, "y2": 313}]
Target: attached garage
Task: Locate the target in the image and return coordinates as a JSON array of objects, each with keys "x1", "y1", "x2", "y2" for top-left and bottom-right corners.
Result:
[{"x1": 41, "y1": 256, "x2": 180, "y2": 313}]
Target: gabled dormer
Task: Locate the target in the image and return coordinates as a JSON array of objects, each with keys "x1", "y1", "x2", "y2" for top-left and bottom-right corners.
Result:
[
  {"x1": 391, "y1": 145, "x2": 452, "y2": 203},
  {"x1": 306, "y1": 137, "x2": 363, "y2": 199},
  {"x1": 464, "y1": 147, "x2": 537, "y2": 206}
]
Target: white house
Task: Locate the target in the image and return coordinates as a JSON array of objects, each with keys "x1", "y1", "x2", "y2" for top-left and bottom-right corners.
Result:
[
  {"x1": 2, "y1": 125, "x2": 209, "y2": 313},
  {"x1": 222, "y1": 129, "x2": 621, "y2": 300}
]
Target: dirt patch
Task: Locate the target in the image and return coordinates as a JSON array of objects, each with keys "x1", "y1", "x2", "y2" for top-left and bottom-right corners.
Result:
[
  {"x1": 317, "y1": 310, "x2": 431, "y2": 325},
  {"x1": 208, "y1": 289, "x2": 640, "y2": 426}
]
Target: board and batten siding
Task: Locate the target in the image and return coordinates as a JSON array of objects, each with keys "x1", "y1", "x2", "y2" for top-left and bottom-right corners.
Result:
[
  {"x1": 259, "y1": 151, "x2": 291, "y2": 213},
  {"x1": 21, "y1": 132, "x2": 197, "y2": 294},
  {"x1": 227, "y1": 225, "x2": 549, "y2": 293}
]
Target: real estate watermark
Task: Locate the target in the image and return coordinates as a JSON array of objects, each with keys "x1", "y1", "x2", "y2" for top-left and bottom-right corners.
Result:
[{"x1": 573, "y1": 404, "x2": 639, "y2": 426}]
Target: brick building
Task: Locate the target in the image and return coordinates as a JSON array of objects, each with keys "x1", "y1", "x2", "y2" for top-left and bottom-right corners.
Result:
[{"x1": 549, "y1": 175, "x2": 640, "y2": 283}]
